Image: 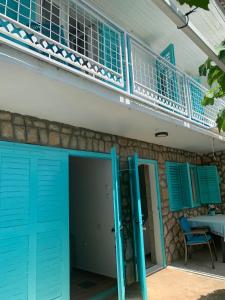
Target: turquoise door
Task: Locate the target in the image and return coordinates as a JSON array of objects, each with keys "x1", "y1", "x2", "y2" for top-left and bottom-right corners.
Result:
[
  {"x1": 0, "y1": 143, "x2": 69, "y2": 300},
  {"x1": 111, "y1": 148, "x2": 125, "y2": 300},
  {"x1": 128, "y1": 154, "x2": 148, "y2": 300}
]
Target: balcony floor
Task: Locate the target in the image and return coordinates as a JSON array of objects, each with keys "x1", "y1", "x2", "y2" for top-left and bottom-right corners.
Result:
[{"x1": 0, "y1": 45, "x2": 225, "y2": 154}]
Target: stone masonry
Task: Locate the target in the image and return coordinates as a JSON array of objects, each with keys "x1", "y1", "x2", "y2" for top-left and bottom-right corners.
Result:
[{"x1": 0, "y1": 110, "x2": 223, "y2": 284}]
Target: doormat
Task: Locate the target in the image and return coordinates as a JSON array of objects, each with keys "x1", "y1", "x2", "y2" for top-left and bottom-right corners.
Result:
[{"x1": 78, "y1": 281, "x2": 97, "y2": 289}]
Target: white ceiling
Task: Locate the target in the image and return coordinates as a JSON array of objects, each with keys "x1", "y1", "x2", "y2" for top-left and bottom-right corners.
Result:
[
  {"x1": 0, "y1": 46, "x2": 225, "y2": 154},
  {"x1": 87, "y1": 0, "x2": 208, "y2": 78}
]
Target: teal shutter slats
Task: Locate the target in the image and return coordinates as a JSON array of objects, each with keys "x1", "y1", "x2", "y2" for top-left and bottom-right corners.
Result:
[
  {"x1": 180, "y1": 163, "x2": 193, "y2": 208},
  {"x1": 189, "y1": 165, "x2": 201, "y2": 207},
  {"x1": 166, "y1": 162, "x2": 193, "y2": 211},
  {"x1": 128, "y1": 154, "x2": 148, "y2": 300},
  {"x1": 166, "y1": 162, "x2": 182, "y2": 211},
  {"x1": 160, "y1": 44, "x2": 176, "y2": 65},
  {"x1": 0, "y1": 146, "x2": 69, "y2": 300},
  {"x1": 197, "y1": 165, "x2": 221, "y2": 204},
  {"x1": 157, "y1": 44, "x2": 179, "y2": 103}
]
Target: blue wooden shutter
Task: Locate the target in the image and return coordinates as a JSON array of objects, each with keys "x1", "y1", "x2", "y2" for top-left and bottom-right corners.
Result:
[
  {"x1": 197, "y1": 165, "x2": 221, "y2": 204},
  {"x1": 189, "y1": 164, "x2": 201, "y2": 207},
  {"x1": 166, "y1": 162, "x2": 182, "y2": 211},
  {"x1": 157, "y1": 44, "x2": 179, "y2": 103},
  {"x1": 166, "y1": 162, "x2": 192, "y2": 211},
  {"x1": 180, "y1": 163, "x2": 193, "y2": 208},
  {"x1": 0, "y1": 145, "x2": 69, "y2": 300}
]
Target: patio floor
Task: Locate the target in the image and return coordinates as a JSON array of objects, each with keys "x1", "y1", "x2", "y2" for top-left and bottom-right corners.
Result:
[
  {"x1": 171, "y1": 247, "x2": 225, "y2": 278},
  {"x1": 147, "y1": 267, "x2": 225, "y2": 300}
]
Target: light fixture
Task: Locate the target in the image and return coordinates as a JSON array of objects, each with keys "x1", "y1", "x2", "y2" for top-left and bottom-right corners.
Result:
[{"x1": 155, "y1": 131, "x2": 168, "y2": 138}]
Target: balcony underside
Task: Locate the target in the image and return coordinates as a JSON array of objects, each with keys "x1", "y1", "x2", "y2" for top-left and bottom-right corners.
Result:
[{"x1": 0, "y1": 45, "x2": 224, "y2": 154}]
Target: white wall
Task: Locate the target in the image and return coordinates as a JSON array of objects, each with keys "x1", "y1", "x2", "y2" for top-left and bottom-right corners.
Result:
[{"x1": 69, "y1": 157, "x2": 117, "y2": 278}]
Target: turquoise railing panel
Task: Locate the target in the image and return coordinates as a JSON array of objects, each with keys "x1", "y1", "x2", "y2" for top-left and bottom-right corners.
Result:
[
  {"x1": 189, "y1": 78, "x2": 205, "y2": 120},
  {"x1": 99, "y1": 23, "x2": 121, "y2": 73},
  {"x1": 197, "y1": 165, "x2": 221, "y2": 204},
  {"x1": 0, "y1": 0, "x2": 36, "y2": 25}
]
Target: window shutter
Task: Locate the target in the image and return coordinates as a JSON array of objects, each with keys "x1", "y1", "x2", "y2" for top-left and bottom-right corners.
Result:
[
  {"x1": 166, "y1": 162, "x2": 193, "y2": 211},
  {"x1": 180, "y1": 163, "x2": 193, "y2": 208},
  {"x1": 197, "y1": 165, "x2": 221, "y2": 204},
  {"x1": 166, "y1": 162, "x2": 183, "y2": 211},
  {"x1": 189, "y1": 164, "x2": 201, "y2": 207}
]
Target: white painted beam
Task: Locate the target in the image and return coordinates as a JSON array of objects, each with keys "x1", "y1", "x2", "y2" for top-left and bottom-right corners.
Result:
[{"x1": 151, "y1": 0, "x2": 225, "y2": 72}]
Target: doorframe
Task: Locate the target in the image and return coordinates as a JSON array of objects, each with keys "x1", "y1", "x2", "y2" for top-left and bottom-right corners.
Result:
[
  {"x1": 68, "y1": 147, "x2": 125, "y2": 300},
  {"x1": 138, "y1": 158, "x2": 166, "y2": 269}
]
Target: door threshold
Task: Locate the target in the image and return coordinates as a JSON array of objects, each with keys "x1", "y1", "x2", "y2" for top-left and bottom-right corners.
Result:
[{"x1": 146, "y1": 264, "x2": 164, "y2": 276}]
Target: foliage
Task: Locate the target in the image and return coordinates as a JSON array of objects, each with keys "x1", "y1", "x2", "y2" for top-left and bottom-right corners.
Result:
[
  {"x1": 177, "y1": 0, "x2": 225, "y2": 132},
  {"x1": 199, "y1": 40, "x2": 225, "y2": 132},
  {"x1": 177, "y1": 0, "x2": 209, "y2": 10}
]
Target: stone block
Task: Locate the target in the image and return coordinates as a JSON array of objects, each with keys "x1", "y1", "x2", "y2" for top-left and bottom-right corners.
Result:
[
  {"x1": 15, "y1": 126, "x2": 26, "y2": 141},
  {"x1": 0, "y1": 111, "x2": 11, "y2": 121},
  {"x1": 1, "y1": 121, "x2": 13, "y2": 139},
  {"x1": 27, "y1": 127, "x2": 38, "y2": 144},
  {"x1": 49, "y1": 131, "x2": 60, "y2": 146},
  {"x1": 39, "y1": 129, "x2": 48, "y2": 145}
]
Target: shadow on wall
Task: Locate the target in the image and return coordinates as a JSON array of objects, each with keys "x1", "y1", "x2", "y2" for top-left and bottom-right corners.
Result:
[{"x1": 198, "y1": 289, "x2": 225, "y2": 300}]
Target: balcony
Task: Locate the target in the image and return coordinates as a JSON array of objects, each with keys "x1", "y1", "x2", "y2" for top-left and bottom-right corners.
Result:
[{"x1": 0, "y1": 0, "x2": 224, "y2": 129}]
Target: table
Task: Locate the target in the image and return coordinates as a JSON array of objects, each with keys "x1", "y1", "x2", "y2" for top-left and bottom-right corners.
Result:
[{"x1": 188, "y1": 215, "x2": 225, "y2": 263}]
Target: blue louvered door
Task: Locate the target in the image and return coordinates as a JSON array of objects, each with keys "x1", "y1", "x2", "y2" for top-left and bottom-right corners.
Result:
[
  {"x1": 128, "y1": 154, "x2": 147, "y2": 300},
  {"x1": 197, "y1": 165, "x2": 221, "y2": 204},
  {"x1": 0, "y1": 144, "x2": 69, "y2": 300}
]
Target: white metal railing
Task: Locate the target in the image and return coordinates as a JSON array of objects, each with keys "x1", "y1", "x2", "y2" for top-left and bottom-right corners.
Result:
[
  {"x1": 129, "y1": 38, "x2": 225, "y2": 127},
  {"x1": 0, "y1": 0, "x2": 224, "y2": 129},
  {"x1": 0, "y1": 0, "x2": 124, "y2": 87}
]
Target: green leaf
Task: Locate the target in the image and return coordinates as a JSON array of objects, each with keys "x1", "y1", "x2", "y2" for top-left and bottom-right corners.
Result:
[
  {"x1": 207, "y1": 66, "x2": 223, "y2": 87},
  {"x1": 216, "y1": 109, "x2": 225, "y2": 132},
  {"x1": 199, "y1": 58, "x2": 211, "y2": 76},
  {"x1": 202, "y1": 96, "x2": 214, "y2": 106},
  {"x1": 177, "y1": 0, "x2": 209, "y2": 10},
  {"x1": 218, "y1": 73, "x2": 225, "y2": 92}
]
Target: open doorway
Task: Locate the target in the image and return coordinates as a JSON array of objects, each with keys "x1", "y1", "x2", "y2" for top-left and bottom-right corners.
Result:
[
  {"x1": 69, "y1": 156, "x2": 117, "y2": 299},
  {"x1": 138, "y1": 163, "x2": 164, "y2": 274}
]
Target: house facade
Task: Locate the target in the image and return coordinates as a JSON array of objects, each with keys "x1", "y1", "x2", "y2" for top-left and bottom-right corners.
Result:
[{"x1": 0, "y1": 0, "x2": 225, "y2": 299}]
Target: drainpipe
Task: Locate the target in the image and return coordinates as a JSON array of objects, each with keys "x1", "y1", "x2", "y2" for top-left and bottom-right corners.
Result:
[{"x1": 151, "y1": 0, "x2": 225, "y2": 73}]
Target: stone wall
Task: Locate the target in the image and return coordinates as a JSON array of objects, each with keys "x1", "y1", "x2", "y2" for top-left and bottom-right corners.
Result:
[{"x1": 0, "y1": 109, "x2": 214, "y2": 283}]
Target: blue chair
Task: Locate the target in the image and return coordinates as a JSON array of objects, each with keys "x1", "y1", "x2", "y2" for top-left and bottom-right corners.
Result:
[{"x1": 179, "y1": 216, "x2": 217, "y2": 269}]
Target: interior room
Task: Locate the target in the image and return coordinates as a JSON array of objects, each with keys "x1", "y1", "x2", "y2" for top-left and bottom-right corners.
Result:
[
  {"x1": 69, "y1": 156, "x2": 117, "y2": 299},
  {"x1": 138, "y1": 164, "x2": 164, "y2": 274}
]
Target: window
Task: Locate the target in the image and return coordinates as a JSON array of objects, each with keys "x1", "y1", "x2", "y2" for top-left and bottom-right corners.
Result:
[{"x1": 166, "y1": 162, "x2": 221, "y2": 211}]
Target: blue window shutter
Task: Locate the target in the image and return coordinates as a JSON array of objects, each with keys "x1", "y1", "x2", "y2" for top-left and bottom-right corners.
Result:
[
  {"x1": 166, "y1": 162, "x2": 193, "y2": 211},
  {"x1": 160, "y1": 44, "x2": 176, "y2": 66},
  {"x1": 157, "y1": 44, "x2": 179, "y2": 103},
  {"x1": 197, "y1": 165, "x2": 221, "y2": 204},
  {"x1": 166, "y1": 162, "x2": 183, "y2": 211},
  {"x1": 189, "y1": 164, "x2": 201, "y2": 207},
  {"x1": 180, "y1": 163, "x2": 193, "y2": 208}
]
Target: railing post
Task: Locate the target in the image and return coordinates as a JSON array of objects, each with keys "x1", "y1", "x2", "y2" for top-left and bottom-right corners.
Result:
[
  {"x1": 123, "y1": 31, "x2": 131, "y2": 94},
  {"x1": 184, "y1": 75, "x2": 193, "y2": 120}
]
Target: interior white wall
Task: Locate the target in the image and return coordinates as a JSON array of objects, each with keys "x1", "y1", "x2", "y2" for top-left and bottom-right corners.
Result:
[
  {"x1": 69, "y1": 157, "x2": 117, "y2": 278},
  {"x1": 146, "y1": 164, "x2": 163, "y2": 267}
]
